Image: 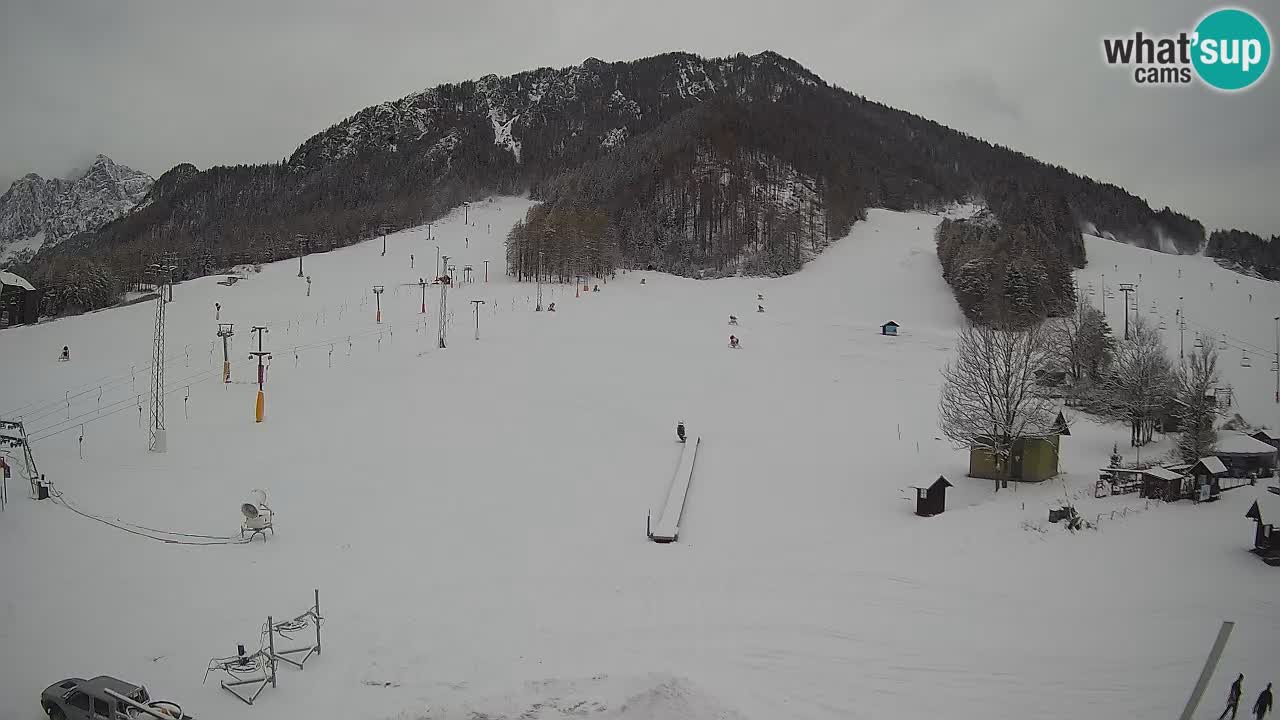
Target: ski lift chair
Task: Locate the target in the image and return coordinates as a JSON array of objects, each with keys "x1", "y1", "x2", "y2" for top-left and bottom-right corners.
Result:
[{"x1": 240, "y1": 490, "x2": 273, "y2": 541}]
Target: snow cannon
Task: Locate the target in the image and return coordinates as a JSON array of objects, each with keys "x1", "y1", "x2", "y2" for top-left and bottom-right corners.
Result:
[{"x1": 240, "y1": 489, "x2": 273, "y2": 541}]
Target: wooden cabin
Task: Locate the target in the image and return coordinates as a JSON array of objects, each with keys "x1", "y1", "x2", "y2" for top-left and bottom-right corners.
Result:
[
  {"x1": 1140, "y1": 466, "x2": 1186, "y2": 502},
  {"x1": 970, "y1": 435, "x2": 1060, "y2": 483}
]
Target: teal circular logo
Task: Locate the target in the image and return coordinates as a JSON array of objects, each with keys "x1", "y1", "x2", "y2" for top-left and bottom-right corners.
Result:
[{"x1": 1192, "y1": 8, "x2": 1271, "y2": 91}]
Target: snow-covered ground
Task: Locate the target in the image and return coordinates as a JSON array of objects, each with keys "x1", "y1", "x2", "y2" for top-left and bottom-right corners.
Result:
[
  {"x1": 1076, "y1": 234, "x2": 1280, "y2": 430},
  {"x1": 1, "y1": 200, "x2": 1277, "y2": 720}
]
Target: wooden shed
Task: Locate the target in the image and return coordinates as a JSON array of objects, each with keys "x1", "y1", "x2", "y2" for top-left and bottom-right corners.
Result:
[
  {"x1": 969, "y1": 434, "x2": 1060, "y2": 483},
  {"x1": 1140, "y1": 466, "x2": 1186, "y2": 502},
  {"x1": 1190, "y1": 456, "x2": 1229, "y2": 500},
  {"x1": 1245, "y1": 499, "x2": 1280, "y2": 566},
  {"x1": 880, "y1": 321, "x2": 899, "y2": 336},
  {"x1": 914, "y1": 476, "x2": 952, "y2": 517}
]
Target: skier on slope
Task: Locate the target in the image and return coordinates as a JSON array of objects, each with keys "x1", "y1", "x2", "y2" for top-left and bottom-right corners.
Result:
[
  {"x1": 1255, "y1": 684, "x2": 1273, "y2": 720},
  {"x1": 729, "y1": 335, "x2": 739, "y2": 349},
  {"x1": 729, "y1": 315, "x2": 738, "y2": 325},
  {"x1": 59, "y1": 346, "x2": 70, "y2": 362},
  {"x1": 1221, "y1": 674, "x2": 1244, "y2": 720},
  {"x1": 757, "y1": 305, "x2": 764, "y2": 313},
  {"x1": 676, "y1": 421, "x2": 686, "y2": 444}
]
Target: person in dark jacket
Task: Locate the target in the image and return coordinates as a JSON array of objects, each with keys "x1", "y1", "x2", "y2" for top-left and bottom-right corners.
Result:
[
  {"x1": 1221, "y1": 674, "x2": 1244, "y2": 720},
  {"x1": 676, "y1": 421, "x2": 686, "y2": 444},
  {"x1": 1255, "y1": 684, "x2": 1272, "y2": 719}
]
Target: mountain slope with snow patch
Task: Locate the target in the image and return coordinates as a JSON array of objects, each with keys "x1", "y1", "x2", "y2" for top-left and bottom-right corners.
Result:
[{"x1": 0, "y1": 155, "x2": 152, "y2": 263}]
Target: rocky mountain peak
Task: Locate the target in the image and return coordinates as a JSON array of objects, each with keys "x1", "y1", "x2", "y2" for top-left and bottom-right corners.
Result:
[{"x1": 0, "y1": 155, "x2": 153, "y2": 264}]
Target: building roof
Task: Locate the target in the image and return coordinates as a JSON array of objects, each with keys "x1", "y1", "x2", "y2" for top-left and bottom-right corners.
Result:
[
  {"x1": 914, "y1": 475, "x2": 952, "y2": 491},
  {"x1": 1216, "y1": 432, "x2": 1279, "y2": 457},
  {"x1": 881, "y1": 321, "x2": 899, "y2": 327},
  {"x1": 1248, "y1": 494, "x2": 1278, "y2": 523},
  {"x1": 1250, "y1": 429, "x2": 1277, "y2": 442},
  {"x1": 1142, "y1": 466, "x2": 1184, "y2": 482},
  {"x1": 1193, "y1": 456, "x2": 1228, "y2": 475},
  {"x1": 0, "y1": 271, "x2": 35, "y2": 291}
]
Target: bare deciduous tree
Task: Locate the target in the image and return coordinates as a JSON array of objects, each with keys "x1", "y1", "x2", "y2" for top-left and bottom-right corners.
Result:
[
  {"x1": 1175, "y1": 338, "x2": 1223, "y2": 463},
  {"x1": 939, "y1": 321, "x2": 1056, "y2": 486},
  {"x1": 1097, "y1": 315, "x2": 1173, "y2": 447}
]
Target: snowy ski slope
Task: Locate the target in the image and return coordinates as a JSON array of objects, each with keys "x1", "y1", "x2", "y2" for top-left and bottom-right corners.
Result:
[
  {"x1": 1, "y1": 199, "x2": 1277, "y2": 720},
  {"x1": 1075, "y1": 236, "x2": 1280, "y2": 430}
]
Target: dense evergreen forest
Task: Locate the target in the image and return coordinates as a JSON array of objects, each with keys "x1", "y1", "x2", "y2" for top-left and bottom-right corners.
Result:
[{"x1": 1205, "y1": 229, "x2": 1280, "y2": 279}]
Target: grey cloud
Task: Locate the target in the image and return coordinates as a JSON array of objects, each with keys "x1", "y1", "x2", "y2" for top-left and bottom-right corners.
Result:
[{"x1": 939, "y1": 72, "x2": 1023, "y2": 123}]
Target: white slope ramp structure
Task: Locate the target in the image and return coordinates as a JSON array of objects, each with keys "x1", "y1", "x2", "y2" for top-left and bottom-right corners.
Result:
[
  {"x1": 651, "y1": 436, "x2": 699, "y2": 542},
  {"x1": 0, "y1": 202, "x2": 1278, "y2": 720}
]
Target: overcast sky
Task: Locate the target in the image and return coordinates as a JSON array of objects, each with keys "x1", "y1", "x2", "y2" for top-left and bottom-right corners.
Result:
[{"x1": 1, "y1": 0, "x2": 1276, "y2": 236}]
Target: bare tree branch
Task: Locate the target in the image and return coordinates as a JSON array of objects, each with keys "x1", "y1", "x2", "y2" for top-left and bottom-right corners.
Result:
[{"x1": 939, "y1": 321, "x2": 1056, "y2": 483}]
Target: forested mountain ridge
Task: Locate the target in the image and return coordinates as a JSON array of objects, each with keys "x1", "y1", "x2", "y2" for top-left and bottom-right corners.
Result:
[{"x1": 12, "y1": 51, "x2": 1216, "y2": 320}]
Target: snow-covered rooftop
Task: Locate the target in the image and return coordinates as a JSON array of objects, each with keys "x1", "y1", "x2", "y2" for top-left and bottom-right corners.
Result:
[
  {"x1": 1195, "y1": 456, "x2": 1229, "y2": 474},
  {"x1": 1216, "y1": 431, "x2": 1278, "y2": 456},
  {"x1": 1142, "y1": 466, "x2": 1184, "y2": 481},
  {"x1": 0, "y1": 270, "x2": 34, "y2": 291}
]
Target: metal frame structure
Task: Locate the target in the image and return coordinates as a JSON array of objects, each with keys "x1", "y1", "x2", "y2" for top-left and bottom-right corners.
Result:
[
  {"x1": 0, "y1": 419, "x2": 38, "y2": 499},
  {"x1": 372, "y1": 285, "x2": 385, "y2": 323},
  {"x1": 1118, "y1": 283, "x2": 1136, "y2": 339},
  {"x1": 146, "y1": 261, "x2": 176, "y2": 453},
  {"x1": 0, "y1": 452, "x2": 8, "y2": 512},
  {"x1": 270, "y1": 589, "x2": 323, "y2": 670},
  {"x1": 103, "y1": 688, "x2": 192, "y2": 720},
  {"x1": 204, "y1": 589, "x2": 324, "y2": 706},
  {"x1": 471, "y1": 300, "x2": 486, "y2": 340},
  {"x1": 212, "y1": 642, "x2": 276, "y2": 706},
  {"x1": 217, "y1": 323, "x2": 234, "y2": 383},
  {"x1": 438, "y1": 256, "x2": 450, "y2": 348}
]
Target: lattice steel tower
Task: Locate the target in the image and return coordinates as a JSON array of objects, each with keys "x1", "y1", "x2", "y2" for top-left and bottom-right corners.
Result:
[{"x1": 148, "y1": 260, "x2": 176, "y2": 452}]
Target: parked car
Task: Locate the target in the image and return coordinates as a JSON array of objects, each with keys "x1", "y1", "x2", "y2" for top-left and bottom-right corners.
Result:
[{"x1": 41, "y1": 676, "x2": 189, "y2": 719}]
